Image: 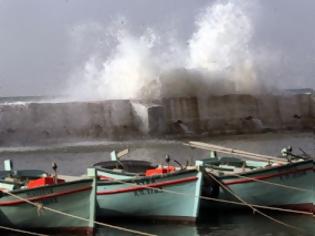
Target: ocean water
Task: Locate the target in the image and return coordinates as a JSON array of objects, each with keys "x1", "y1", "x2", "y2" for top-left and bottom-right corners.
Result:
[{"x1": 0, "y1": 132, "x2": 314, "y2": 236}]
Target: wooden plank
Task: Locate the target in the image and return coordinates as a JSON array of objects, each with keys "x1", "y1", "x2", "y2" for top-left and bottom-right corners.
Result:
[
  {"x1": 186, "y1": 141, "x2": 288, "y2": 164},
  {"x1": 117, "y1": 149, "x2": 129, "y2": 158}
]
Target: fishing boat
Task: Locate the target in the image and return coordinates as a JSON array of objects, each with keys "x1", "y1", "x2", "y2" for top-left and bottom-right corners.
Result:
[
  {"x1": 188, "y1": 142, "x2": 315, "y2": 213},
  {"x1": 88, "y1": 151, "x2": 204, "y2": 222},
  {"x1": 0, "y1": 160, "x2": 96, "y2": 234},
  {"x1": 215, "y1": 159, "x2": 314, "y2": 212}
]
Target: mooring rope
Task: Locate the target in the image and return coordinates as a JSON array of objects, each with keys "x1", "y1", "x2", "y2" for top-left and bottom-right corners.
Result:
[
  {"x1": 203, "y1": 171, "x2": 305, "y2": 233},
  {"x1": 0, "y1": 225, "x2": 48, "y2": 236},
  {"x1": 206, "y1": 166, "x2": 313, "y2": 193},
  {"x1": 0, "y1": 189, "x2": 156, "y2": 236}
]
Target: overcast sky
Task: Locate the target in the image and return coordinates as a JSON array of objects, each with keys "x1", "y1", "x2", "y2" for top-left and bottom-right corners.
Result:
[{"x1": 0, "y1": 0, "x2": 314, "y2": 97}]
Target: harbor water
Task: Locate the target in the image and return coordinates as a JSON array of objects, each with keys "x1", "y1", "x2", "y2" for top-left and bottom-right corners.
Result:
[{"x1": 0, "y1": 132, "x2": 314, "y2": 235}]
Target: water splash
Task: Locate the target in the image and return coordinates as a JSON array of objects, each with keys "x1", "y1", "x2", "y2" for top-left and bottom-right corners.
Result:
[
  {"x1": 188, "y1": 1, "x2": 253, "y2": 71},
  {"x1": 68, "y1": 28, "x2": 162, "y2": 100},
  {"x1": 187, "y1": 0, "x2": 263, "y2": 94},
  {"x1": 67, "y1": 0, "x2": 268, "y2": 100}
]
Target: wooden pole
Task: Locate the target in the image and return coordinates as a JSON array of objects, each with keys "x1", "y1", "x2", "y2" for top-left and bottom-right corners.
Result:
[{"x1": 186, "y1": 141, "x2": 288, "y2": 164}]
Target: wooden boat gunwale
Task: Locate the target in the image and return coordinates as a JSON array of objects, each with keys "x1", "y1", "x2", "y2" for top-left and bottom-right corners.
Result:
[
  {"x1": 217, "y1": 159, "x2": 313, "y2": 181},
  {"x1": 0, "y1": 186, "x2": 93, "y2": 207},
  {"x1": 2, "y1": 177, "x2": 93, "y2": 195},
  {"x1": 97, "y1": 176, "x2": 198, "y2": 195},
  {"x1": 96, "y1": 168, "x2": 141, "y2": 177},
  {"x1": 96, "y1": 167, "x2": 199, "y2": 186}
]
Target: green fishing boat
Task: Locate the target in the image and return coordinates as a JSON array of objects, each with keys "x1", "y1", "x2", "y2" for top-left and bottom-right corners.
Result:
[
  {"x1": 0, "y1": 160, "x2": 96, "y2": 234},
  {"x1": 206, "y1": 159, "x2": 314, "y2": 212},
  {"x1": 187, "y1": 142, "x2": 315, "y2": 213},
  {"x1": 89, "y1": 165, "x2": 203, "y2": 222}
]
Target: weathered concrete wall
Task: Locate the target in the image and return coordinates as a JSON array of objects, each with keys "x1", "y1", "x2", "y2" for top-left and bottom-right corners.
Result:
[
  {"x1": 162, "y1": 97, "x2": 200, "y2": 133},
  {"x1": 162, "y1": 94, "x2": 315, "y2": 135},
  {"x1": 0, "y1": 100, "x2": 135, "y2": 145},
  {"x1": 278, "y1": 95, "x2": 302, "y2": 129},
  {"x1": 203, "y1": 95, "x2": 260, "y2": 133},
  {"x1": 256, "y1": 95, "x2": 281, "y2": 129},
  {"x1": 0, "y1": 94, "x2": 314, "y2": 145},
  {"x1": 277, "y1": 94, "x2": 313, "y2": 129},
  {"x1": 311, "y1": 95, "x2": 315, "y2": 118},
  {"x1": 298, "y1": 94, "x2": 315, "y2": 128}
]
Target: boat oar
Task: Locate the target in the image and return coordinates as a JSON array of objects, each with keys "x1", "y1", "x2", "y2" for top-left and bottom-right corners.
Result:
[
  {"x1": 186, "y1": 141, "x2": 288, "y2": 164},
  {"x1": 111, "y1": 149, "x2": 129, "y2": 169},
  {"x1": 117, "y1": 148, "x2": 129, "y2": 158}
]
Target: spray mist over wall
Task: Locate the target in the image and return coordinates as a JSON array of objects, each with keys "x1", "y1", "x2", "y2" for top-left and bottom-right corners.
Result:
[{"x1": 67, "y1": 0, "x2": 272, "y2": 101}]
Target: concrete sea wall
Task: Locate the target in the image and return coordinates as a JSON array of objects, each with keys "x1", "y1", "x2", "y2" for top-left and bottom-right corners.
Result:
[
  {"x1": 164, "y1": 94, "x2": 315, "y2": 135},
  {"x1": 0, "y1": 100, "x2": 135, "y2": 145},
  {"x1": 0, "y1": 94, "x2": 314, "y2": 145}
]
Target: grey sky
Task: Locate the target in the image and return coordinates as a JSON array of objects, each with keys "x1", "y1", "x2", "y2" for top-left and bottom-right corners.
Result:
[{"x1": 0, "y1": 0, "x2": 314, "y2": 96}]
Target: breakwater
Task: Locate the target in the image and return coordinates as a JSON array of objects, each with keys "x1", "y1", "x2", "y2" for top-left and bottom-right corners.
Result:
[{"x1": 0, "y1": 94, "x2": 314, "y2": 145}]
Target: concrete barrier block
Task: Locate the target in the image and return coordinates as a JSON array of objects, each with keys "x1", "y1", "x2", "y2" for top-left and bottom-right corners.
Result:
[
  {"x1": 204, "y1": 95, "x2": 259, "y2": 132},
  {"x1": 131, "y1": 101, "x2": 167, "y2": 135}
]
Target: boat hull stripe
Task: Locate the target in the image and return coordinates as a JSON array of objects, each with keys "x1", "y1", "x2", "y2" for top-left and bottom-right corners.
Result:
[
  {"x1": 0, "y1": 186, "x2": 92, "y2": 206},
  {"x1": 97, "y1": 176, "x2": 198, "y2": 195},
  {"x1": 224, "y1": 167, "x2": 313, "y2": 185}
]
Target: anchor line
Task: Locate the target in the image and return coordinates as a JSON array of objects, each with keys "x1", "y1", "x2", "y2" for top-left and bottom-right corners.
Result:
[{"x1": 0, "y1": 189, "x2": 156, "y2": 236}]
